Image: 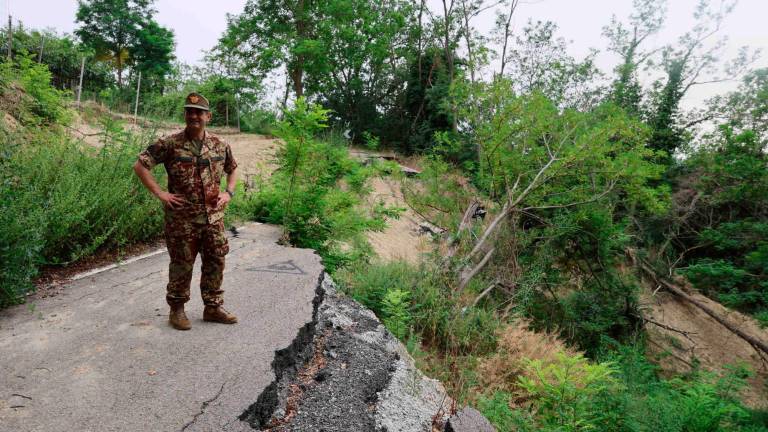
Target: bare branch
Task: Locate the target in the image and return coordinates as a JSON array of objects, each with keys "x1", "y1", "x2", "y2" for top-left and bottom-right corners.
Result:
[{"x1": 457, "y1": 247, "x2": 495, "y2": 293}]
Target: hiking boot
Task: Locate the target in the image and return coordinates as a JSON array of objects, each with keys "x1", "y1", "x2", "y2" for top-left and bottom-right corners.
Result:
[
  {"x1": 203, "y1": 305, "x2": 238, "y2": 324},
  {"x1": 169, "y1": 305, "x2": 191, "y2": 330}
]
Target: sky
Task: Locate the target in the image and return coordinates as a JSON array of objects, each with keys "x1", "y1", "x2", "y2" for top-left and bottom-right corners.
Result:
[{"x1": 7, "y1": 0, "x2": 768, "y2": 109}]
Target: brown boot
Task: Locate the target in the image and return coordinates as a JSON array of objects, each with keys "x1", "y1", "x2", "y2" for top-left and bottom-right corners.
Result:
[
  {"x1": 169, "y1": 304, "x2": 191, "y2": 330},
  {"x1": 203, "y1": 305, "x2": 238, "y2": 324}
]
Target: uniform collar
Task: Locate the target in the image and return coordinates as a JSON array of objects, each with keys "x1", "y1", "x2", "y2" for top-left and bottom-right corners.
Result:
[{"x1": 184, "y1": 129, "x2": 211, "y2": 157}]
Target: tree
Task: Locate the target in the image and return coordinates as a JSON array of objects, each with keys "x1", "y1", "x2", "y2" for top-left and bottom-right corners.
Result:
[
  {"x1": 492, "y1": 0, "x2": 520, "y2": 79},
  {"x1": 9, "y1": 25, "x2": 114, "y2": 93},
  {"x1": 75, "y1": 0, "x2": 156, "y2": 87},
  {"x1": 602, "y1": 0, "x2": 667, "y2": 116},
  {"x1": 503, "y1": 20, "x2": 603, "y2": 109},
  {"x1": 131, "y1": 19, "x2": 175, "y2": 94},
  {"x1": 646, "y1": 0, "x2": 755, "y2": 159},
  {"x1": 220, "y1": 0, "x2": 320, "y2": 99}
]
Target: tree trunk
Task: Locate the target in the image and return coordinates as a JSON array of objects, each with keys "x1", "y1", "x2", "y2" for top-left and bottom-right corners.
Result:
[{"x1": 292, "y1": 0, "x2": 307, "y2": 98}]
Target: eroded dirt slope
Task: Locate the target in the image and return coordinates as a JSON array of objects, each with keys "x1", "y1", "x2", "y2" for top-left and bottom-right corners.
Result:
[{"x1": 643, "y1": 286, "x2": 768, "y2": 409}]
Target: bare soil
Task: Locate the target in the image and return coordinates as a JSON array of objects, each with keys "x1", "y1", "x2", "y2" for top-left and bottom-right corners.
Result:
[
  {"x1": 642, "y1": 286, "x2": 768, "y2": 409},
  {"x1": 366, "y1": 176, "x2": 433, "y2": 264}
]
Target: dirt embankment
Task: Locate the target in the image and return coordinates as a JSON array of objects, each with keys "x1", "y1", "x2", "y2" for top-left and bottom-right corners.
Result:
[
  {"x1": 70, "y1": 106, "x2": 281, "y2": 183},
  {"x1": 366, "y1": 176, "x2": 433, "y2": 264},
  {"x1": 643, "y1": 285, "x2": 768, "y2": 409}
]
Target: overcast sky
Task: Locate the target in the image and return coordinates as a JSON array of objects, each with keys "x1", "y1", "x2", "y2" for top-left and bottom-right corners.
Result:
[{"x1": 7, "y1": 0, "x2": 768, "y2": 108}]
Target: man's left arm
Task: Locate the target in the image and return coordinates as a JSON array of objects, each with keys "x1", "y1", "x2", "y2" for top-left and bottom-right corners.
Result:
[
  {"x1": 217, "y1": 143, "x2": 239, "y2": 208},
  {"x1": 217, "y1": 168, "x2": 238, "y2": 208}
]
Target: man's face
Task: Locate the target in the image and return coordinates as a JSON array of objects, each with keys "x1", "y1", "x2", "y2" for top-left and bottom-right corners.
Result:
[{"x1": 185, "y1": 107, "x2": 211, "y2": 131}]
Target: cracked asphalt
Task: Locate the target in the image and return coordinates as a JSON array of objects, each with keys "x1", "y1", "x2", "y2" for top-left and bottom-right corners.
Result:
[{"x1": 0, "y1": 223, "x2": 323, "y2": 432}]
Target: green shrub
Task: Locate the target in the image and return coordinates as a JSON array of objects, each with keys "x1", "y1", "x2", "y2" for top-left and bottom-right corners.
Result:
[
  {"x1": 0, "y1": 117, "x2": 164, "y2": 305},
  {"x1": 337, "y1": 260, "x2": 499, "y2": 355},
  {"x1": 381, "y1": 288, "x2": 412, "y2": 339},
  {"x1": 517, "y1": 352, "x2": 624, "y2": 431},
  {"x1": 240, "y1": 108, "x2": 277, "y2": 135},
  {"x1": 476, "y1": 392, "x2": 520, "y2": 432},
  {"x1": 233, "y1": 97, "x2": 395, "y2": 271},
  {"x1": 0, "y1": 54, "x2": 70, "y2": 125}
]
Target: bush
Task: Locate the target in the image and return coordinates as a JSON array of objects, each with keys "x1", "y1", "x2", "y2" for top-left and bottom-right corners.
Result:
[
  {"x1": 0, "y1": 117, "x2": 164, "y2": 305},
  {"x1": 232, "y1": 97, "x2": 395, "y2": 271},
  {"x1": 517, "y1": 353, "x2": 625, "y2": 431},
  {"x1": 240, "y1": 108, "x2": 277, "y2": 135},
  {"x1": 337, "y1": 260, "x2": 499, "y2": 355},
  {"x1": 0, "y1": 54, "x2": 70, "y2": 125},
  {"x1": 476, "y1": 392, "x2": 521, "y2": 432},
  {"x1": 474, "y1": 342, "x2": 768, "y2": 432}
]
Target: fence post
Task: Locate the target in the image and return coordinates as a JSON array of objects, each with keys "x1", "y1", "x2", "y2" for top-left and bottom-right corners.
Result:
[
  {"x1": 76, "y1": 56, "x2": 85, "y2": 108},
  {"x1": 133, "y1": 71, "x2": 141, "y2": 122},
  {"x1": 6, "y1": 15, "x2": 11, "y2": 60},
  {"x1": 236, "y1": 94, "x2": 241, "y2": 132}
]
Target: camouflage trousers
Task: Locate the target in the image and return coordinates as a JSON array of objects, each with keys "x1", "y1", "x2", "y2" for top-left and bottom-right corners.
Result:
[{"x1": 164, "y1": 219, "x2": 230, "y2": 307}]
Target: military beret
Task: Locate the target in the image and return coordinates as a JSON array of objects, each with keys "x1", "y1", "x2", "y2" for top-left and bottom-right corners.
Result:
[{"x1": 184, "y1": 92, "x2": 210, "y2": 111}]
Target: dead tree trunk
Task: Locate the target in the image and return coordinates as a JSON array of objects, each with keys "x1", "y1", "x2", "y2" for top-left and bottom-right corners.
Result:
[{"x1": 633, "y1": 253, "x2": 768, "y2": 358}]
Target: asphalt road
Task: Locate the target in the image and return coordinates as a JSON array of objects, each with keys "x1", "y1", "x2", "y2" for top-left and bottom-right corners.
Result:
[{"x1": 0, "y1": 223, "x2": 323, "y2": 432}]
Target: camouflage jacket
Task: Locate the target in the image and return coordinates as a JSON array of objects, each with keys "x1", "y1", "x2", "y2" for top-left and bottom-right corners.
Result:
[{"x1": 138, "y1": 130, "x2": 238, "y2": 224}]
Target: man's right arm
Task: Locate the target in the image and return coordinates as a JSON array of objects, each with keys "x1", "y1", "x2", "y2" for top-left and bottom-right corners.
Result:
[{"x1": 133, "y1": 160, "x2": 187, "y2": 210}]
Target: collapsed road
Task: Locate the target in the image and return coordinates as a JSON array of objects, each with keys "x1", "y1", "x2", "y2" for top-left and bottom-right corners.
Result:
[{"x1": 0, "y1": 223, "x2": 464, "y2": 432}]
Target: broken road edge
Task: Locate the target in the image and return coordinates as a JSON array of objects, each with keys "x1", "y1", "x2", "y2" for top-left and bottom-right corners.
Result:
[{"x1": 238, "y1": 272, "x2": 498, "y2": 431}]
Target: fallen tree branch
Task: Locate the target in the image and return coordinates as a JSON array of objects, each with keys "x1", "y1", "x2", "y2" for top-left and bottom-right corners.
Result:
[
  {"x1": 446, "y1": 200, "x2": 480, "y2": 259},
  {"x1": 631, "y1": 252, "x2": 768, "y2": 358},
  {"x1": 456, "y1": 247, "x2": 495, "y2": 294},
  {"x1": 646, "y1": 338, "x2": 696, "y2": 369},
  {"x1": 640, "y1": 316, "x2": 698, "y2": 345},
  {"x1": 471, "y1": 280, "x2": 499, "y2": 308}
]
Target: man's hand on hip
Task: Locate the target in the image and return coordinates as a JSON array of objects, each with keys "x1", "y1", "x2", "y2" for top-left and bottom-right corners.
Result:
[
  {"x1": 216, "y1": 192, "x2": 232, "y2": 210},
  {"x1": 157, "y1": 191, "x2": 188, "y2": 209}
]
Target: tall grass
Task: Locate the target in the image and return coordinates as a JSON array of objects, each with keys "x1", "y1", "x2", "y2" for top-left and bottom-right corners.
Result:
[{"x1": 0, "y1": 58, "x2": 164, "y2": 306}]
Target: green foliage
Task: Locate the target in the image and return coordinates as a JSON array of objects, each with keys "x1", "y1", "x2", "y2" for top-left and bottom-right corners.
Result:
[
  {"x1": 648, "y1": 58, "x2": 685, "y2": 159},
  {"x1": 221, "y1": 0, "x2": 415, "y2": 146},
  {"x1": 503, "y1": 19, "x2": 603, "y2": 109},
  {"x1": 666, "y1": 124, "x2": 768, "y2": 317},
  {"x1": 231, "y1": 98, "x2": 392, "y2": 271},
  {"x1": 336, "y1": 260, "x2": 499, "y2": 355},
  {"x1": 449, "y1": 83, "x2": 668, "y2": 353},
  {"x1": 755, "y1": 311, "x2": 768, "y2": 329},
  {"x1": 393, "y1": 48, "x2": 461, "y2": 155},
  {"x1": 476, "y1": 392, "x2": 520, "y2": 432},
  {"x1": 132, "y1": 19, "x2": 175, "y2": 92},
  {"x1": 9, "y1": 26, "x2": 114, "y2": 93},
  {"x1": 0, "y1": 55, "x2": 71, "y2": 125},
  {"x1": 381, "y1": 288, "x2": 412, "y2": 340},
  {"x1": 474, "y1": 343, "x2": 768, "y2": 432},
  {"x1": 1, "y1": 115, "x2": 163, "y2": 306},
  {"x1": 240, "y1": 108, "x2": 277, "y2": 135},
  {"x1": 517, "y1": 353, "x2": 623, "y2": 431},
  {"x1": 76, "y1": 0, "x2": 172, "y2": 88}
]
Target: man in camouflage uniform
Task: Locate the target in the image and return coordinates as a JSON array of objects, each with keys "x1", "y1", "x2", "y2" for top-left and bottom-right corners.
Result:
[{"x1": 133, "y1": 92, "x2": 239, "y2": 330}]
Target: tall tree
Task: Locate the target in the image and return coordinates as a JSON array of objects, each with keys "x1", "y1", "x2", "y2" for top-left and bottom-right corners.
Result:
[
  {"x1": 221, "y1": 0, "x2": 319, "y2": 98},
  {"x1": 75, "y1": 0, "x2": 155, "y2": 87},
  {"x1": 646, "y1": 0, "x2": 755, "y2": 158},
  {"x1": 602, "y1": 0, "x2": 667, "y2": 116},
  {"x1": 131, "y1": 19, "x2": 175, "y2": 93},
  {"x1": 504, "y1": 20, "x2": 603, "y2": 109}
]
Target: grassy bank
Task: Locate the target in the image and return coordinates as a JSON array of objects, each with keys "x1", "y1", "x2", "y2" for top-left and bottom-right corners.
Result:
[{"x1": 0, "y1": 57, "x2": 164, "y2": 306}]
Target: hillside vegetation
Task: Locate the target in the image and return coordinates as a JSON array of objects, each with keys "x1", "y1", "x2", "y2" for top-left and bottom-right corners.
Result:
[{"x1": 2, "y1": 0, "x2": 768, "y2": 430}]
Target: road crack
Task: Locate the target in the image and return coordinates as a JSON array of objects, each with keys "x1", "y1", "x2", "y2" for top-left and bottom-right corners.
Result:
[{"x1": 179, "y1": 382, "x2": 226, "y2": 432}]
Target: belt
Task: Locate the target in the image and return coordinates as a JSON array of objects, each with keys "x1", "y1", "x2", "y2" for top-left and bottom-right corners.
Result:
[{"x1": 174, "y1": 156, "x2": 225, "y2": 166}]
